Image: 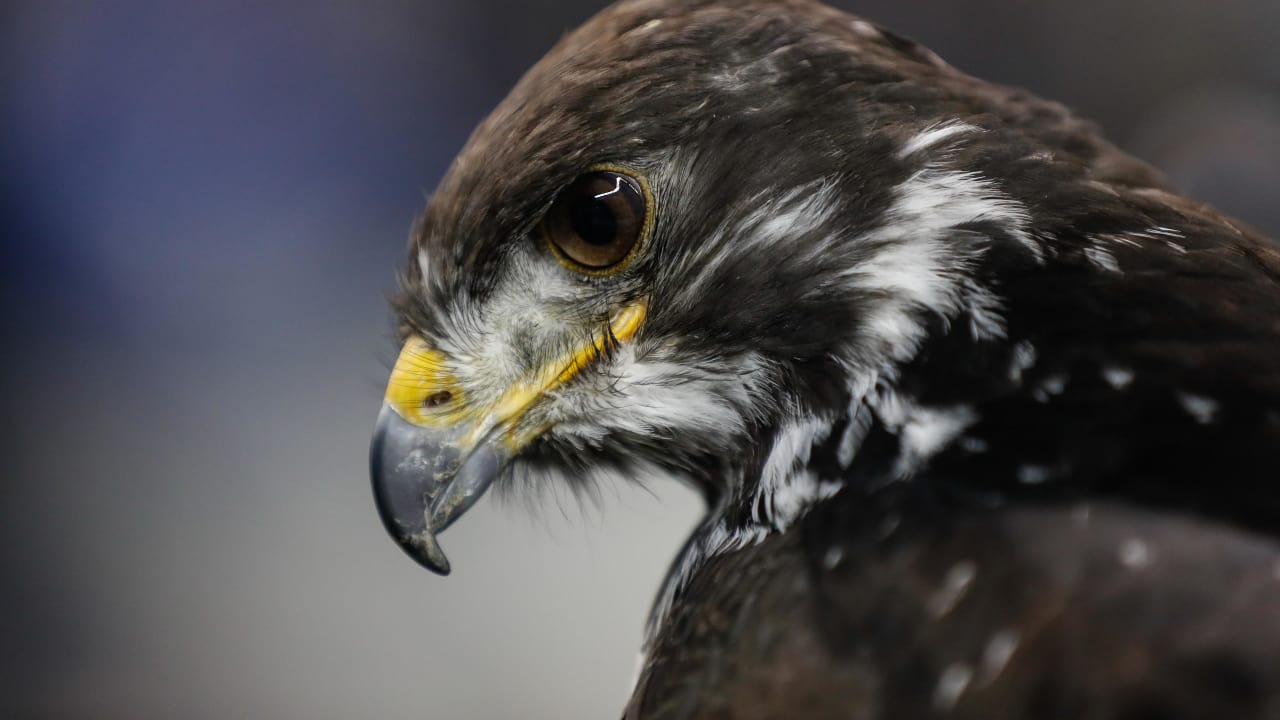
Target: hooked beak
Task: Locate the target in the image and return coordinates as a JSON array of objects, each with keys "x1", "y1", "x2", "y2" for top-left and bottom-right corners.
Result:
[
  {"x1": 369, "y1": 302, "x2": 646, "y2": 574},
  {"x1": 369, "y1": 405, "x2": 506, "y2": 574}
]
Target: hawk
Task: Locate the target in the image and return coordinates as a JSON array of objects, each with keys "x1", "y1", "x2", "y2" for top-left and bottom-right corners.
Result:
[{"x1": 370, "y1": 0, "x2": 1280, "y2": 717}]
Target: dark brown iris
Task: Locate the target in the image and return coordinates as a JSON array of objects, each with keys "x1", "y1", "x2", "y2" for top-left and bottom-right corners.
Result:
[{"x1": 542, "y1": 171, "x2": 647, "y2": 270}]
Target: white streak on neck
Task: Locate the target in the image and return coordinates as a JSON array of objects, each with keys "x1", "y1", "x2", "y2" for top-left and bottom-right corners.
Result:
[
  {"x1": 894, "y1": 405, "x2": 978, "y2": 476},
  {"x1": 839, "y1": 165, "x2": 1039, "y2": 375},
  {"x1": 1102, "y1": 365, "x2": 1134, "y2": 389},
  {"x1": 759, "y1": 416, "x2": 830, "y2": 497},
  {"x1": 1083, "y1": 244, "x2": 1121, "y2": 273},
  {"x1": 1178, "y1": 392, "x2": 1219, "y2": 424},
  {"x1": 898, "y1": 121, "x2": 981, "y2": 159}
]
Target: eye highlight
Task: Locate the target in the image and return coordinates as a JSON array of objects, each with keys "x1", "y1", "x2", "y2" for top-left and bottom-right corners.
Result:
[{"x1": 542, "y1": 169, "x2": 651, "y2": 273}]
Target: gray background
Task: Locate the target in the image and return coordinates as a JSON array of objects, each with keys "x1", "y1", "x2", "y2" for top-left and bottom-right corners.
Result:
[{"x1": 3, "y1": 1, "x2": 1278, "y2": 718}]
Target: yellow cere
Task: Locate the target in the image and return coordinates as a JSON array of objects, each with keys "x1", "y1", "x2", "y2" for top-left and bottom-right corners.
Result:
[
  {"x1": 384, "y1": 338, "x2": 468, "y2": 427},
  {"x1": 384, "y1": 301, "x2": 648, "y2": 449}
]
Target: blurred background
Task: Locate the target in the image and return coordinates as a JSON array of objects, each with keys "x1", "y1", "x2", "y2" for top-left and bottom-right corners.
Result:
[{"x1": 2, "y1": 1, "x2": 1278, "y2": 718}]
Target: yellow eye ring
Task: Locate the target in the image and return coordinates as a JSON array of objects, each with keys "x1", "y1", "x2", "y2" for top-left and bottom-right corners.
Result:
[{"x1": 540, "y1": 164, "x2": 655, "y2": 276}]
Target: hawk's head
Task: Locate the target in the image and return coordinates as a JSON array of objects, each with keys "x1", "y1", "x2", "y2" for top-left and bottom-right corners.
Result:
[{"x1": 370, "y1": 0, "x2": 1160, "y2": 573}]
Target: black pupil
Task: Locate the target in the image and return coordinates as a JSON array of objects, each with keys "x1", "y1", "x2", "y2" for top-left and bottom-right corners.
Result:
[{"x1": 570, "y1": 181, "x2": 620, "y2": 246}]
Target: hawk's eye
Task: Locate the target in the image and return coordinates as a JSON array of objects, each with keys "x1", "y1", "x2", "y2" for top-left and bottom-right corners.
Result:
[{"x1": 542, "y1": 170, "x2": 648, "y2": 271}]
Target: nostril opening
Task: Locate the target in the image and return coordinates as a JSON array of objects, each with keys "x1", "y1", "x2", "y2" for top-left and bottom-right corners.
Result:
[{"x1": 423, "y1": 390, "x2": 453, "y2": 408}]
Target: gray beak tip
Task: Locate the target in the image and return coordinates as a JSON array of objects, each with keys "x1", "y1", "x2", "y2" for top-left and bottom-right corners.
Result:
[
  {"x1": 370, "y1": 404, "x2": 504, "y2": 575},
  {"x1": 402, "y1": 530, "x2": 452, "y2": 576}
]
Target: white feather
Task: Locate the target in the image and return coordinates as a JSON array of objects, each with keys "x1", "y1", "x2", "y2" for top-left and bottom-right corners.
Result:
[{"x1": 898, "y1": 121, "x2": 981, "y2": 158}]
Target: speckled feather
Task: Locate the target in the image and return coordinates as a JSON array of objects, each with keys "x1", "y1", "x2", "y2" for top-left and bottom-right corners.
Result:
[{"x1": 395, "y1": 0, "x2": 1280, "y2": 717}]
